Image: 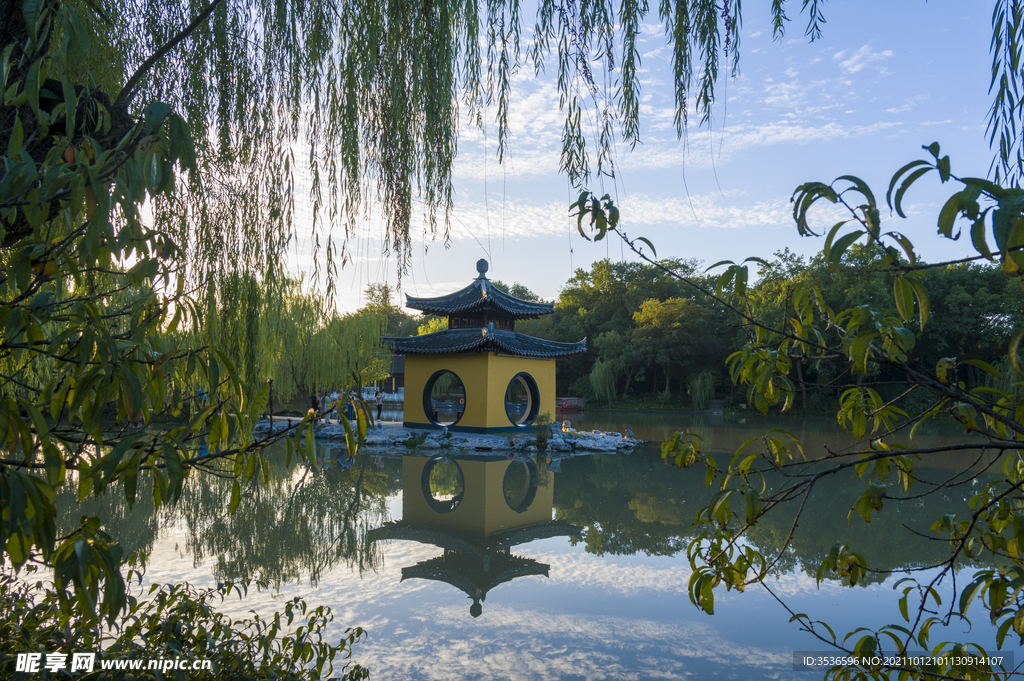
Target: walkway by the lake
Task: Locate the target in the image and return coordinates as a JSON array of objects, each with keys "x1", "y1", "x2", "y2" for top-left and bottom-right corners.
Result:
[{"x1": 253, "y1": 417, "x2": 642, "y2": 453}]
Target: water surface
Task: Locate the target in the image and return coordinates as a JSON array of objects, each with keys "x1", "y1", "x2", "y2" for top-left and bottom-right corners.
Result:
[{"x1": 61, "y1": 413, "x2": 1017, "y2": 679}]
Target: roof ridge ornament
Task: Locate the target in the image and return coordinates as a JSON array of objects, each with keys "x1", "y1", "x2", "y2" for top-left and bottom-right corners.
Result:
[{"x1": 401, "y1": 259, "x2": 555, "y2": 319}]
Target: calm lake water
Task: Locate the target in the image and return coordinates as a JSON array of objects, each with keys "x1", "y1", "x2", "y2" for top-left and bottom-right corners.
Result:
[{"x1": 60, "y1": 412, "x2": 1019, "y2": 679}]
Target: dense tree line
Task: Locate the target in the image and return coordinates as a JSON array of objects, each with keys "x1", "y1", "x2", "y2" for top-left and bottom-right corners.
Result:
[{"x1": 528, "y1": 251, "x2": 1024, "y2": 412}]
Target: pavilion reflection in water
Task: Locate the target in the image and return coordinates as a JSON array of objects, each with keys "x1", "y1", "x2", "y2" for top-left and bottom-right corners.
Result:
[{"x1": 368, "y1": 455, "x2": 581, "y2": 617}]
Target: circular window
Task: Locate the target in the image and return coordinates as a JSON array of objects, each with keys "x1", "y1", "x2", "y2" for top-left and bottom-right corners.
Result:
[
  {"x1": 421, "y1": 456, "x2": 465, "y2": 513},
  {"x1": 503, "y1": 459, "x2": 539, "y2": 513},
  {"x1": 422, "y1": 370, "x2": 466, "y2": 427},
  {"x1": 504, "y1": 372, "x2": 540, "y2": 426}
]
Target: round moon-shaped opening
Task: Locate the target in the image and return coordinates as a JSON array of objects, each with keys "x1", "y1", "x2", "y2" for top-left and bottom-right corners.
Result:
[
  {"x1": 503, "y1": 459, "x2": 539, "y2": 513},
  {"x1": 505, "y1": 373, "x2": 540, "y2": 427},
  {"x1": 421, "y1": 456, "x2": 465, "y2": 513},
  {"x1": 423, "y1": 370, "x2": 466, "y2": 427}
]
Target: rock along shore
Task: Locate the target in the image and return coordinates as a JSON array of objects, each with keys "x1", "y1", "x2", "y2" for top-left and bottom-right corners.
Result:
[{"x1": 252, "y1": 418, "x2": 643, "y2": 454}]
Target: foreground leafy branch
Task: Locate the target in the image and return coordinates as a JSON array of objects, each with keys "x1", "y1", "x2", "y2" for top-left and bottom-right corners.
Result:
[
  {"x1": 573, "y1": 145, "x2": 1024, "y2": 680},
  {"x1": 0, "y1": 2, "x2": 372, "y2": 676}
]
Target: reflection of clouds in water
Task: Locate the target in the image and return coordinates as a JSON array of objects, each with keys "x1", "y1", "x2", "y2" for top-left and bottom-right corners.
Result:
[
  {"x1": 134, "y1": 514, "x2": 979, "y2": 681},
  {"x1": 758, "y1": 570, "x2": 846, "y2": 598},
  {"x1": 352, "y1": 603, "x2": 791, "y2": 680},
  {"x1": 140, "y1": 529, "x2": 796, "y2": 679},
  {"x1": 522, "y1": 543, "x2": 690, "y2": 598},
  {"x1": 330, "y1": 543, "x2": 792, "y2": 679}
]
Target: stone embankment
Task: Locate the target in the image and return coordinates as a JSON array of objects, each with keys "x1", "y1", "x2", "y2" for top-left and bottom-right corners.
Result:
[{"x1": 253, "y1": 418, "x2": 642, "y2": 454}]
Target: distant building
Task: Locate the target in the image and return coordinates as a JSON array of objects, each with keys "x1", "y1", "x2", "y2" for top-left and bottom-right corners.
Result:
[{"x1": 385, "y1": 354, "x2": 404, "y2": 392}]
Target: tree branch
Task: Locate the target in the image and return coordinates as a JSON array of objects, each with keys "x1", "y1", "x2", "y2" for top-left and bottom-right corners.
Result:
[{"x1": 113, "y1": 0, "x2": 227, "y2": 111}]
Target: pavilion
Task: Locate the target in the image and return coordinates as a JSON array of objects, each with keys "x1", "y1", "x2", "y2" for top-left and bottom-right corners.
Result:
[
  {"x1": 366, "y1": 455, "x2": 582, "y2": 618},
  {"x1": 382, "y1": 259, "x2": 586, "y2": 433}
]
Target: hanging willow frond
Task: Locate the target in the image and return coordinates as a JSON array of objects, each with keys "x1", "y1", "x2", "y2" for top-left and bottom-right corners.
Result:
[{"x1": 3, "y1": 0, "x2": 815, "y2": 296}]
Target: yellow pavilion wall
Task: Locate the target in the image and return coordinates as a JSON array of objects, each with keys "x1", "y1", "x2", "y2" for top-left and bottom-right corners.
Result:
[
  {"x1": 401, "y1": 456, "x2": 554, "y2": 537},
  {"x1": 403, "y1": 352, "x2": 556, "y2": 433}
]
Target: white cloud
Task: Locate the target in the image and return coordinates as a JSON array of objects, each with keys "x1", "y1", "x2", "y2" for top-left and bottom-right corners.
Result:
[
  {"x1": 419, "y1": 190, "x2": 798, "y2": 247},
  {"x1": 615, "y1": 120, "x2": 902, "y2": 173},
  {"x1": 834, "y1": 45, "x2": 894, "y2": 74}
]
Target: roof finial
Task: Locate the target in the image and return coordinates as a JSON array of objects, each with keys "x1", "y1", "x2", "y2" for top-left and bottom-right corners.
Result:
[{"x1": 476, "y1": 259, "x2": 489, "y2": 279}]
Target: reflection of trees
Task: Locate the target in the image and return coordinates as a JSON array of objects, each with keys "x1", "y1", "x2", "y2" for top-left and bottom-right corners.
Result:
[
  {"x1": 430, "y1": 371, "x2": 463, "y2": 399},
  {"x1": 58, "y1": 442, "x2": 1000, "y2": 594},
  {"x1": 743, "y1": 468, "x2": 994, "y2": 585},
  {"x1": 554, "y1": 449, "x2": 995, "y2": 583},
  {"x1": 554, "y1": 452, "x2": 711, "y2": 556},
  {"x1": 174, "y1": 445, "x2": 402, "y2": 587},
  {"x1": 55, "y1": 478, "x2": 162, "y2": 561},
  {"x1": 56, "y1": 446, "x2": 403, "y2": 587},
  {"x1": 427, "y1": 459, "x2": 464, "y2": 499}
]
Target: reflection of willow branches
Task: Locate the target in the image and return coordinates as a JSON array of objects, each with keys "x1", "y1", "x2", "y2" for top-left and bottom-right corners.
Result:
[
  {"x1": 176, "y1": 449, "x2": 401, "y2": 588},
  {"x1": 322, "y1": 457, "x2": 391, "y2": 579},
  {"x1": 55, "y1": 477, "x2": 162, "y2": 561},
  {"x1": 685, "y1": 414, "x2": 711, "y2": 447}
]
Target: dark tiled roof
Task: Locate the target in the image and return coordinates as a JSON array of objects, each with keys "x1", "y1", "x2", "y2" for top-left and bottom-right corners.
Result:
[
  {"x1": 367, "y1": 520, "x2": 583, "y2": 555},
  {"x1": 405, "y1": 277, "x2": 554, "y2": 318},
  {"x1": 401, "y1": 555, "x2": 548, "y2": 595},
  {"x1": 381, "y1": 327, "x2": 587, "y2": 359}
]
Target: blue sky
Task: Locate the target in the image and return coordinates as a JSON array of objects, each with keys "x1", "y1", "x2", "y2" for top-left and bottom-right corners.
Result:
[{"x1": 291, "y1": 1, "x2": 996, "y2": 313}]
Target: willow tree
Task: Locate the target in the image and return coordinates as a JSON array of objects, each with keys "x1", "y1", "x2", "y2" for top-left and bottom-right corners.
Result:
[
  {"x1": 7, "y1": 0, "x2": 1024, "y2": 677},
  {"x1": 273, "y1": 283, "x2": 389, "y2": 401}
]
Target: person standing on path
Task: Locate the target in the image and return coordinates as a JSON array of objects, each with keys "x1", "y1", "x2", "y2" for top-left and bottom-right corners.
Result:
[{"x1": 375, "y1": 388, "x2": 385, "y2": 422}]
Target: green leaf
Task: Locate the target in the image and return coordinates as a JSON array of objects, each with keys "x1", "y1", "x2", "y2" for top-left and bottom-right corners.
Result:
[
  {"x1": 244, "y1": 451, "x2": 257, "y2": 483},
  {"x1": 837, "y1": 174, "x2": 877, "y2": 208},
  {"x1": 6, "y1": 111, "x2": 22, "y2": 157},
  {"x1": 893, "y1": 277, "x2": 913, "y2": 322},
  {"x1": 907, "y1": 278, "x2": 930, "y2": 329},
  {"x1": 894, "y1": 167, "x2": 933, "y2": 218},
  {"x1": 827, "y1": 230, "x2": 865, "y2": 268},
  {"x1": 960, "y1": 578, "x2": 985, "y2": 616},
  {"x1": 1009, "y1": 327, "x2": 1024, "y2": 378},
  {"x1": 122, "y1": 451, "x2": 140, "y2": 509},
  {"x1": 43, "y1": 443, "x2": 65, "y2": 487},
  {"x1": 744, "y1": 490, "x2": 762, "y2": 525},
  {"x1": 822, "y1": 220, "x2": 847, "y2": 256},
  {"x1": 936, "y1": 154, "x2": 951, "y2": 182},
  {"x1": 26, "y1": 59, "x2": 41, "y2": 119},
  {"x1": 229, "y1": 479, "x2": 240, "y2": 513},
  {"x1": 705, "y1": 260, "x2": 736, "y2": 272},
  {"x1": 61, "y1": 68, "x2": 77, "y2": 138},
  {"x1": 142, "y1": 101, "x2": 171, "y2": 134},
  {"x1": 971, "y1": 211, "x2": 994, "y2": 260},
  {"x1": 886, "y1": 159, "x2": 931, "y2": 209},
  {"x1": 163, "y1": 442, "x2": 185, "y2": 500},
  {"x1": 636, "y1": 236, "x2": 657, "y2": 257},
  {"x1": 937, "y1": 191, "x2": 961, "y2": 238},
  {"x1": 962, "y1": 359, "x2": 1001, "y2": 379}
]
